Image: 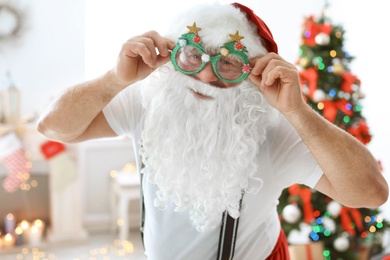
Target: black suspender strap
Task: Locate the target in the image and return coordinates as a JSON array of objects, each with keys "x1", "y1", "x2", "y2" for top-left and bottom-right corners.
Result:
[
  {"x1": 139, "y1": 163, "x2": 146, "y2": 251},
  {"x1": 216, "y1": 191, "x2": 244, "y2": 260},
  {"x1": 216, "y1": 211, "x2": 240, "y2": 260},
  {"x1": 139, "y1": 160, "x2": 243, "y2": 260}
]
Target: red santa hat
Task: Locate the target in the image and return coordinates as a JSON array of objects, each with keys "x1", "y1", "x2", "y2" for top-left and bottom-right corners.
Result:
[
  {"x1": 232, "y1": 2, "x2": 278, "y2": 54},
  {"x1": 165, "y1": 2, "x2": 278, "y2": 57}
]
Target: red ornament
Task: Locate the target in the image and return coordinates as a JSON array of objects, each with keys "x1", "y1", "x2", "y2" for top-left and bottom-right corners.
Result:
[
  {"x1": 242, "y1": 64, "x2": 251, "y2": 73},
  {"x1": 235, "y1": 41, "x2": 243, "y2": 51},
  {"x1": 193, "y1": 35, "x2": 201, "y2": 44}
]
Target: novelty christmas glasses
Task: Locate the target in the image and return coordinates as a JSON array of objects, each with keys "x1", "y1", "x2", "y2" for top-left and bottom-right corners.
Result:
[{"x1": 171, "y1": 23, "x2": 252, "y2": 83}]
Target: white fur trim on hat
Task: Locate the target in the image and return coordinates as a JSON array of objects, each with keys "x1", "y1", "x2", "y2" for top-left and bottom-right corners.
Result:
[
  {"x1": 0, "y1": 132, "x2": 23, "y2": 159},
  {"x1": 165, "y1": 2, "x2": 267, "y2": 58}
]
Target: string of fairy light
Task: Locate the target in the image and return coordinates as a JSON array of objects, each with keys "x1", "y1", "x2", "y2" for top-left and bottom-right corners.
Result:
[
  {"x1": 309, "y1": 211, "x2": 386, "y2": 241},
  {"x1": 298, "y1": 32, "x2": 362, "y2": 126},
  {"x1": 298, "y1": 0, "x2": 365, "y2": 127},
  {"x1": 10, "y1": 239, "x2": 136, "y2": 259},
  {"x1": 7, "y1": 164, "x2": 139, "y2": 259},
  {"x1": 309, "y1": 210, "x2": 385, "y2": 259}
]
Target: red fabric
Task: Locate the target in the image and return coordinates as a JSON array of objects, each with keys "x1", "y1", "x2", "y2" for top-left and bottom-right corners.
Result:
[
  {"x1": 232, "y1": 2, "x2": 278, "y2": 54},
  {"x1": 305, "y1": 244, "x2": 313, "y2": 260},
  {"x1": 266, "y1": 228, "x2": 290, "y2": 260},
  {"x1": 40, "y1": 140, "x2": 66, "y2": 159}
]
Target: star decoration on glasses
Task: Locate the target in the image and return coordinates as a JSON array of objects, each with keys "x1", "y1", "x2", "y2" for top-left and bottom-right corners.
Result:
[
  {"x1": 229, "y1": 31, "x2": 245, "y2": 52},
  {"x1": 229, "y1": 31, "x2": 245, "y2": 42},
  {"x1": 186, "y1": 22, "x2": 202, "y2": 44},
  {"x1": 187, "y1": 22, "x2": 201, "y2": 35}
]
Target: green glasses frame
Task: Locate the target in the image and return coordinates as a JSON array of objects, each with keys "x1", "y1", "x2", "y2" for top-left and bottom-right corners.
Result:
[{"x1": 170, "y1": 32, "x2": 251, "y2": 84}]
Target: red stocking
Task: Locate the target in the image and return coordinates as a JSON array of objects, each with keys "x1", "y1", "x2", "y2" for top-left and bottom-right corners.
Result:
[{"x1": 0, "y1": 132, "x2": 30, "y2": 192}]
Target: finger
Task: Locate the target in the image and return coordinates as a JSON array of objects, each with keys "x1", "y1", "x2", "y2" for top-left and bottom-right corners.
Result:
[
  {"x1": 253, "y1": 58, "x2": 295, "y2": 88},
  {"x1": 250, "y1": 53, "x2": 280, "y2": 76},
  {"x1": 122, "y1": 31, "x2": 176, "y2": 69},
  {"x1": 142, "y1": 31, "x2": 176, "y2": 60},
  {"x1": 263, "y1": 65, "x2": 283, "y2": 86},
  {"x1": 155, "y1": 55, "x2": 172, "y2": 68},
  {"x1": 249, "y1": 57, "x2": 283, "y2": 91},
  {"x1": 153, "y1": 38, "x2": 176, "y2": 68},
  {"x1": 154, "y1": 37, "x2": 176, "y2": 57},
  {"x1": 122, "y1": 39, "x2": 156, "y2": 67},
  {"x1": 139, "y1": 37, "x2": 159, "y2": 67},
  {"x1": 264, "y1": 65, "x2": 298, "y2": 87},
  {"x1": 250, "y1": 53, "x2": 294, "y2": 77},
  {"x1": 262, "y1": 60, "x2": 289, "y2": 86},
  {"x1": 248, "y1": 73, "x2": 263, "y2": 91}
]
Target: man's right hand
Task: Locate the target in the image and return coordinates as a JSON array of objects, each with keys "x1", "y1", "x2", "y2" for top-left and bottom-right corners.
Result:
[{"x1": 112, "y1": 30, "x2": 176, "y2": 87}]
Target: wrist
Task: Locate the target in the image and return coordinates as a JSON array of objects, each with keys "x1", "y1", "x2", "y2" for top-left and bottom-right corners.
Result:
[
  {"x1": 100, "y1": 70, "x2": 131, "y2": 100},
  {"x1": 281, "y1": 101, "x2": 311, "y2": 121},
  {"x1": 106, "y1": 69, "x2": 131, "y2": 88},
  {"x1": 283, "y1": 103, "x2": 318, "y2": 133}
]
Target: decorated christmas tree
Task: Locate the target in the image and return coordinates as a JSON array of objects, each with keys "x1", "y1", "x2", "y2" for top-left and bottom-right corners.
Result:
[{"x1": 277, "y1": 7, "x2": 389, "y2": 260}]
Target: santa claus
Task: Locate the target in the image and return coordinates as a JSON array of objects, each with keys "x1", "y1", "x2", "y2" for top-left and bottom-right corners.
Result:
[{"x1": 37, "y1": 1, "x2": 388, "y2": 260}]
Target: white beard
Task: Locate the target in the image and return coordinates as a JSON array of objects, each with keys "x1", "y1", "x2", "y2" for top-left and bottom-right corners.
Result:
[{"x1": 140, "y1": 65, "x2": 279, "y2": 231}]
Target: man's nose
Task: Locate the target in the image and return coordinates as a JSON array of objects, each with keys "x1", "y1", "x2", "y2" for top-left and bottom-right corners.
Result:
[{"x1": 196, "y1": 63, "x2": 218, "y2": 83}]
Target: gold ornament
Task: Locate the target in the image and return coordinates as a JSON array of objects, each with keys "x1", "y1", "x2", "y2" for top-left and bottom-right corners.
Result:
[
  {"x1": 299, "y1": 57, "x2": 310, "y2": 67},
  {"x1": 220, "y1": 47, "x2": 229, "y2": 56},
  {"x1": 333, "y1": 63, "x2": 345, "y2": 75},
  {"x1": 359, "y1": 90, "x2": 366, "y2": 99}
]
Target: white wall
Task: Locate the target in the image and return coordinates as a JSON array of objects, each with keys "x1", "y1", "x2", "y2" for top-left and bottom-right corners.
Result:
[
  {"x1": 0, "y1": 0, "x2": 85, "y2": 120},
  {"x1": 1, "y1": 0, "x2": 389, "y2": 218}
]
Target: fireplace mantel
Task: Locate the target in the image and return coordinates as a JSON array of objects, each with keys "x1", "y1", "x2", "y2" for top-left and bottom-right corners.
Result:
[{"x1": 0, "y1": 123, "x2": 137, "y2": 246}]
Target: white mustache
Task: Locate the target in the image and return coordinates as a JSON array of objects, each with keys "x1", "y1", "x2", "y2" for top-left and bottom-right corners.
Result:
[{"x1": 173, "y1": 71, "x2": 240, "y2": 99}]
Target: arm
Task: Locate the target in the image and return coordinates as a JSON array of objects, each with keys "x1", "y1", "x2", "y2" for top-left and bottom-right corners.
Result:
[
  {"x1": 38, "y1": 31, "x2": 175, "y2": 143},
  {"x1": 249, "y1": 53, "x2": 389, "y2": 208}
]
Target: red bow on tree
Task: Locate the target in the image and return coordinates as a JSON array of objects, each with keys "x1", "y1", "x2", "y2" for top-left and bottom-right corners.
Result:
[
  {"x1": 299, "y1": 68, "x2": 318, "y2": 99},
  {"x1": 288, "y1": 184, "x2": 315, "y2": 223},
  {"x1": 340, "y1": 207, "x2": 364, "y2": 236},
  {"x1": 302, "y1": 16, "x2": 333, "y2": 46},
  {"x1": 347, "y1": 120, "x2": 372, "y2": 145},
  {"x1": 341, "y1": 72, "x2": 361, "y2": 93},
  {"x1": 321, "y1": 99, "x2": 353, "y2": 123}
]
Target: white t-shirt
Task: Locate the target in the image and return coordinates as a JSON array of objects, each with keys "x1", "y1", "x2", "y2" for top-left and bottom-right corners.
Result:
[{"x1": 103, "y1": 83, "x2": 323, "y2": 260}]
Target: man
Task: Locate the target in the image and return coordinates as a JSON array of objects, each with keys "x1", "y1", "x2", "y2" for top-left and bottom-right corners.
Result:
[{"x1": 37, "y1": 2, "x2": 388, "y2": 259}]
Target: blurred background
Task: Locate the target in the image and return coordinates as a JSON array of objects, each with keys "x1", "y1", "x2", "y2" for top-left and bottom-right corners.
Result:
[{"x1": 0, "y1": 0, "x2": 389, "y2": 259}]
